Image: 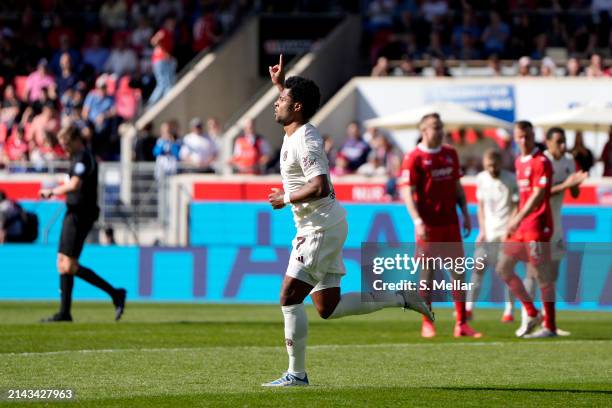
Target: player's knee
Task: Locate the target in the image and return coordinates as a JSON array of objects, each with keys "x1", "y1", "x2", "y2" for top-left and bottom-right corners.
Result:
[
  {"x1": 57, "y1": 256, "x2": 77, "y2": 275},
  {"x1": 317, "y1": 306, "x2": 335, "y2": 320}
]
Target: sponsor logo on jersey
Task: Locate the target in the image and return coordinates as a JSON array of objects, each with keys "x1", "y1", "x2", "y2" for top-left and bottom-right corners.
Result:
[
  {"x1": 302, "y1": 156, "x2": 316, "y2": 169},
  {"x1": 431, "y1": 166, "x2": 453, "y2": 178},
  {"x1": 282, "y1": 150, "x2": 288, "y2": 161}
]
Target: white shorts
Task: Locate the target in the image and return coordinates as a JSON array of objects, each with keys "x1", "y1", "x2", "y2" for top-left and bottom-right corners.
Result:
[
  {"x1": 550, "y1": 233, "x2": 566, "y2": 261},
  {"x1": 286, "y1": 219, "x2": 348, "y2": 293}
]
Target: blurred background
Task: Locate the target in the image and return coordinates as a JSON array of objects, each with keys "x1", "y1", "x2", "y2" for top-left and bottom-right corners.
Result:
[{"x1": 0, "y1": 0, "x2": 610, "y2": 307}]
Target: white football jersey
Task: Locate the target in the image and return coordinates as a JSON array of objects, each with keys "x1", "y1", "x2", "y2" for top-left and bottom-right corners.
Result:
[
  {"x1": 476, "y1": 169, "x2": 518, "y2": 241},
  {"x1": 544, "y1": 151, "x2": 576, "y2": 235},
  {"x1": 280, "y1": 123, "x2": 346, "y2": 232}
]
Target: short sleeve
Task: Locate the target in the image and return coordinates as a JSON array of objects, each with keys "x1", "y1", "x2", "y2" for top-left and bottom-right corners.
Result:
[
  {"x1": 299, "y1": 129, "x2": 328, "y2": 180},
  {"x1": 71, "y1": 155, "x2": 90, "y2": 179},
  {"x1": 397, "y1": 153, "x2": 418, "y2": 188},
  {"x1": 533, "y1": 158, "x2": 550, "y2": 189}
]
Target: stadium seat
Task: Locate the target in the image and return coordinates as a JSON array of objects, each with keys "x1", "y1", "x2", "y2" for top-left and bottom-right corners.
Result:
[{"x1": 14, "y1": 76, "x2": 28, "y2": 101}]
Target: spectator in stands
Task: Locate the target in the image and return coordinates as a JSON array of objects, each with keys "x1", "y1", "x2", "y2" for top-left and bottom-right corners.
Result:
[
  {"x1": 331, "y1": 153, "x2": 352, "y2": 177},
  {"x1": 566, "y1": 56, "x2": 583, "y2": 76},
  {"x1": 357, "y1": 132, "x2": 400, "y2": 177},
  {"x1": 421, "y1": 0, "x2": 449, "y2": 23},
  {"x1": 148, "y1": 15, "x2": 177, "y2": 105},
  {"x1": 131, "y1": 17, "x2": 154, "y2": 55},
  {"x1": 50, "y1": 35, "x2": 82, "y2": 78},
  {"x1": 487, "y1": 54, "x2": 503, "y2": 76},
  {"x1": 99, "y1": 0, "x2": 128, "y2": 30},
  {"x1": 585, "y1": 53, "x2": 609, "y2": 77},
  {"x1": 339, "y1": 121, "x2": 371, "y2": 171},
  {"x1": 153, "y1": 120, "x2": 181, "y2": 179},
  {"x1": 367, "y1": 0, "x2": 395, "y2": 31},
  {"x1": 0, "y1": 190, "x2": 25, "y2": 243},
  {"x1": 600, "y1": 127, "x2": 612, "y2": 177},
  {"x1": 540, "y1": 57, "x2": 557, "y2": 77},
  {"x1": 431, "y1": 57, "x2": 451, "y2": 77},
  {"x1": 2, "y1": 126, "x2": 29, "y2": 165},
  {"x1": 392, "y1": 55, "x2": 419, "y2": 76},
  {"x1": 82, "y1": 75, "x2": 118, "y2": 159},
  {"x1": 571, "y1": 131, "x2": 594, "y2": 173},
  {"x1": 26, "y1": 103, "x2": 60, "y2": 149},
  {"x1": 229, "y1": 118, "x2": 269, "y2": 174},
  {"x1": 371, "y1": 56, "x2": 390, "y2": 76},
  {"x1": 206, "y1": 117, "x2": 223, "y2": 144},
  {"x1": 323, "y1": 134, "x2": 337, "y2": 169},
  {"x1": 30, "y1": 133, "x2": 64, "y2": 172},
  {"x1": 180, "y1": 117, "x2": 218, "y2": 173},
  {"x1": 452, "y1": 9, "x2": 481, "y2": 52},
  {"x1": 134, "y1": 122, "x2": 158, "y2": 162},
  {"x1": 104, "y1": 36, "x2": 138, "y2": 77},
  {"x1": 425, "y1": 30, "x2": 451, "y2": 59},
  {"x1": 517, "y1": 55, "x2": 532, "y2": 76},
  {"x1": 457, "y1": 31, "x2": 482, "y2": 60},
  {"x1": 192, "y1": 11, "x2": 220, "y2": 53},
  {"x1": 57, "y1": 53, "x2": 78, "y2": 98},
  {"x1": 83, "y1": 34, "x2": 110, "y2": 75},
  {"x1": 481, "y1": 11, "x2": 510, "y2": 57},
  {"x1": 1, "y1": 85, "x2": 23, "y2": 129},
  {"x1": 25, "y1": 59, "x2": 57, "y2": 103}
]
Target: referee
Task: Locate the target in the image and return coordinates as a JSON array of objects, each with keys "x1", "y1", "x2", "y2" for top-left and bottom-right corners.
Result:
[{"x1": 39, "y1": 125, "x2": 126, "y2": 322}]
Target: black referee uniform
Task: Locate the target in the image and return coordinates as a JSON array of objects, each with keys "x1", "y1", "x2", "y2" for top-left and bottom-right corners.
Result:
[
  {"x1": 43, "y1": 147, "x2": 126, "y2": 322},
  {"x1": 59, "y1": 148, "x2": 100, "y2": 258}
]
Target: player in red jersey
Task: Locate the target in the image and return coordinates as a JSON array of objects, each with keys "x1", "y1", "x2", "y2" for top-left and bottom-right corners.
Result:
[
  {"x1": 398, "y1": 113, "x2": 482, "y2": 338},
  {"x1": 496, "y1": 120, "x2": 557, "y2": 338}
]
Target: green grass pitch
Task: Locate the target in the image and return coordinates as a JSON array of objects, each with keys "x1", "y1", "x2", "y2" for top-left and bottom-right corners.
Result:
[{"x1": 1, "y1": 302, "x2": 611, "y2": 407}]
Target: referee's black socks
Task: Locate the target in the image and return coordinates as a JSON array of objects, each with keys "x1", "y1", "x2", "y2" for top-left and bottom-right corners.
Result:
[
  {"x1": 59, "y1": 274, "x2": 74, "y2": 317},
  {"x1": 76, "y1": 265, "x2": 117, "y2": 298}
]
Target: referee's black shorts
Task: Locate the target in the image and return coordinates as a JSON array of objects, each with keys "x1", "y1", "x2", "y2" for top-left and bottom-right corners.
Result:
[{"x1": 58, "y1": 207, "x2": 99, "y2": 258}]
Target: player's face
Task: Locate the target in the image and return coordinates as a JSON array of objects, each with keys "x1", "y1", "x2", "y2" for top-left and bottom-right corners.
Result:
[
  {"x1": 513, "y1": 125, "x2": 534, "y2": 155},
  {"x1": 274, "y1": 88, "x2": 296, "y2": 126},
  {"x1": 546, "y1": 132, "x2": 566, "y2": 158},
  {"x1": 420, "y1": 117, "x2": 444, "y2": 148},
  {"x1": 483, "y1": 156, "x2": 501, "y2": 178}
]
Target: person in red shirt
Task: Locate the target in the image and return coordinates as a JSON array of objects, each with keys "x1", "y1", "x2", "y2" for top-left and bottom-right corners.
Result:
[
  {"x1": 398, "y1": 113, "x2": 481, "y2": 338},
  {"x1": 497, "y1": 120, "x2": 557, "y2": 338},
  {"x1": 148, "y1": 16, "x2": 177, "y2": 106}
]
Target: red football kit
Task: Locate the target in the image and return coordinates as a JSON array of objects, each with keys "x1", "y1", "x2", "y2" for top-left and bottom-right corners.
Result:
[{"x1": 398, "y1": 143, "x2": 462, "y2": 243}]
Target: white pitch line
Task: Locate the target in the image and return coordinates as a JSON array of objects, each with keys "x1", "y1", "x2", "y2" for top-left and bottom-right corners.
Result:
[{"x1": 2, "y1": 340, "x2": 610, "y2": 357}]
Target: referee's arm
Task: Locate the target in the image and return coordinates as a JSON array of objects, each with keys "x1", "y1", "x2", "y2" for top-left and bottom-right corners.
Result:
[{"x1": 39, "y1": 176, "x2": 82, "y2": 199}]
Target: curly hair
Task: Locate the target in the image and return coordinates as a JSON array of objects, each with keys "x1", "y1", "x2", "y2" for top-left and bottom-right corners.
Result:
[{"x1": 284, "y1": 76, "x2": 321, "y2": 122}]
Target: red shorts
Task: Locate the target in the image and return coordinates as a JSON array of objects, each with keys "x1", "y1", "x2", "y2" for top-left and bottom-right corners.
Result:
[
  {"x1": 416, "y1": 224, "x2": 464, "y2": 259},
  {"x1": 504, "y1": 229, "x2": 551, "y2": 265}
]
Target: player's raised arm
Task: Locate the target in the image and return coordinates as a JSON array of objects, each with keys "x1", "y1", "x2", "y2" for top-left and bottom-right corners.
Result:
[{"x1": 269, "y1": 54, "x2": 285, "y2": 92}]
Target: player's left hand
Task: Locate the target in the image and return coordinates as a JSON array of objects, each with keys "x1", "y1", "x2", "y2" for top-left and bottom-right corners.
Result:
[
  {"x1": 462, "y1": 214, "x2": 472, "y2": 238},
  {"x1": 268, "y1": 188, "x2": 285, "y2": 209}
]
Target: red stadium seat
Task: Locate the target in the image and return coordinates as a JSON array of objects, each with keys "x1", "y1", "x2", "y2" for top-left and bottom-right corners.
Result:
[{"x1": 14, "y1": 76, "x2": 28, "y2": 101}]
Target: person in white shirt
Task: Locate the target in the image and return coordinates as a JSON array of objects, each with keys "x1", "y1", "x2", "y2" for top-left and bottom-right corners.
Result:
[
  {"x1": 262, "y1": 55, "x2": 432, "y2": 387},
  {"x1": 179, "y1": 117, "x2": 218, "y2": 173},
  {"x1": 521, "y1": 127, "x2": 587, "y2": 336},
  {"x1": 467, "y1": 149, "x2": 518, "y2": 322}
]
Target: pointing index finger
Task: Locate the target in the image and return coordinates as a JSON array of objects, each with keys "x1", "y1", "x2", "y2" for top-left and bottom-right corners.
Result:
[{"x1": 279, "y1": 54, "x2": 283, "y2": 69}]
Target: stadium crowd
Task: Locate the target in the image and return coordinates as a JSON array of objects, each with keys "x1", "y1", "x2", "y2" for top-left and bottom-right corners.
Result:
[
  {"x1": 366, "y1": 0, "x2": 612, "y2": 75},
  {"x1": 0, "y1": 0, "x2": 253, "y2": 167}
]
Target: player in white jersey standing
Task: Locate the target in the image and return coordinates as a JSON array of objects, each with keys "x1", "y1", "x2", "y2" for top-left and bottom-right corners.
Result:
[
  {"x1": 466, "y1": 149, "x2": 519, "y2": 322},
  {"x1": 520, "y1": 127, "x2": 587, "y2": 336},
  {"x1": 262, "y1": 55, "x2": 433, "y2": 387}
]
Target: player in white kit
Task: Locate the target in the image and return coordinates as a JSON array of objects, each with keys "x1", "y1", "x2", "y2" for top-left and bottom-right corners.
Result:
[
  {"x1": 520, "y1": 127, "x2": 587, "y2": 336},
  {"x1": 262, "y1": 55, "x2": 433, "y2": 387},
  {"x1": 466, "y1": 149, "x2": 519, "y2": 322}
]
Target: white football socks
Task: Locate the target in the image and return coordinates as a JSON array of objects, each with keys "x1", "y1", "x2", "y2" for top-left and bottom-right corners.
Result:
[
  {"x1": 327, "y1": 291, "x2": 401, "y2": 319},
  {"x1": 466, "y1": 270, "x2": 484, "y2": 312},
  {"x1": 282, "y1": 304, "x2": 307, "y2": 377},
  {"x1": 504, "y1": 287, "x2": 515, "y2": 315}
]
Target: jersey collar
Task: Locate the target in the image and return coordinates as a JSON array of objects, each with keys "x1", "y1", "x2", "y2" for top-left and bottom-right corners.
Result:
[
  {"x1": 416, "y1": 143, "x2": 442, "y2": 154},
  {"x1": 519, "y1": 147, "x2": 539, "y2": 163}
]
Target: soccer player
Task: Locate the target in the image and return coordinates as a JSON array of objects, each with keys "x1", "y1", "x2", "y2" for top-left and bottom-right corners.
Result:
[
  {"x1": 496, "y1": 121, "x2": 556, "y2": 338},
  {"x1": 467, "y1": 149, "x2": 518, "y2": 322},
  {"x1": 263, "y1": 55, "x2": 433, "y2": 387},
  {"x1": 398, "y1": 113, "x2": 481, "y2": 338},
  {"x1": 39, "y1": 125, "x2": 126, "y2": 322},
  {"x1": 520, "y1": 127, "x2": 587, "y2": 335}
]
